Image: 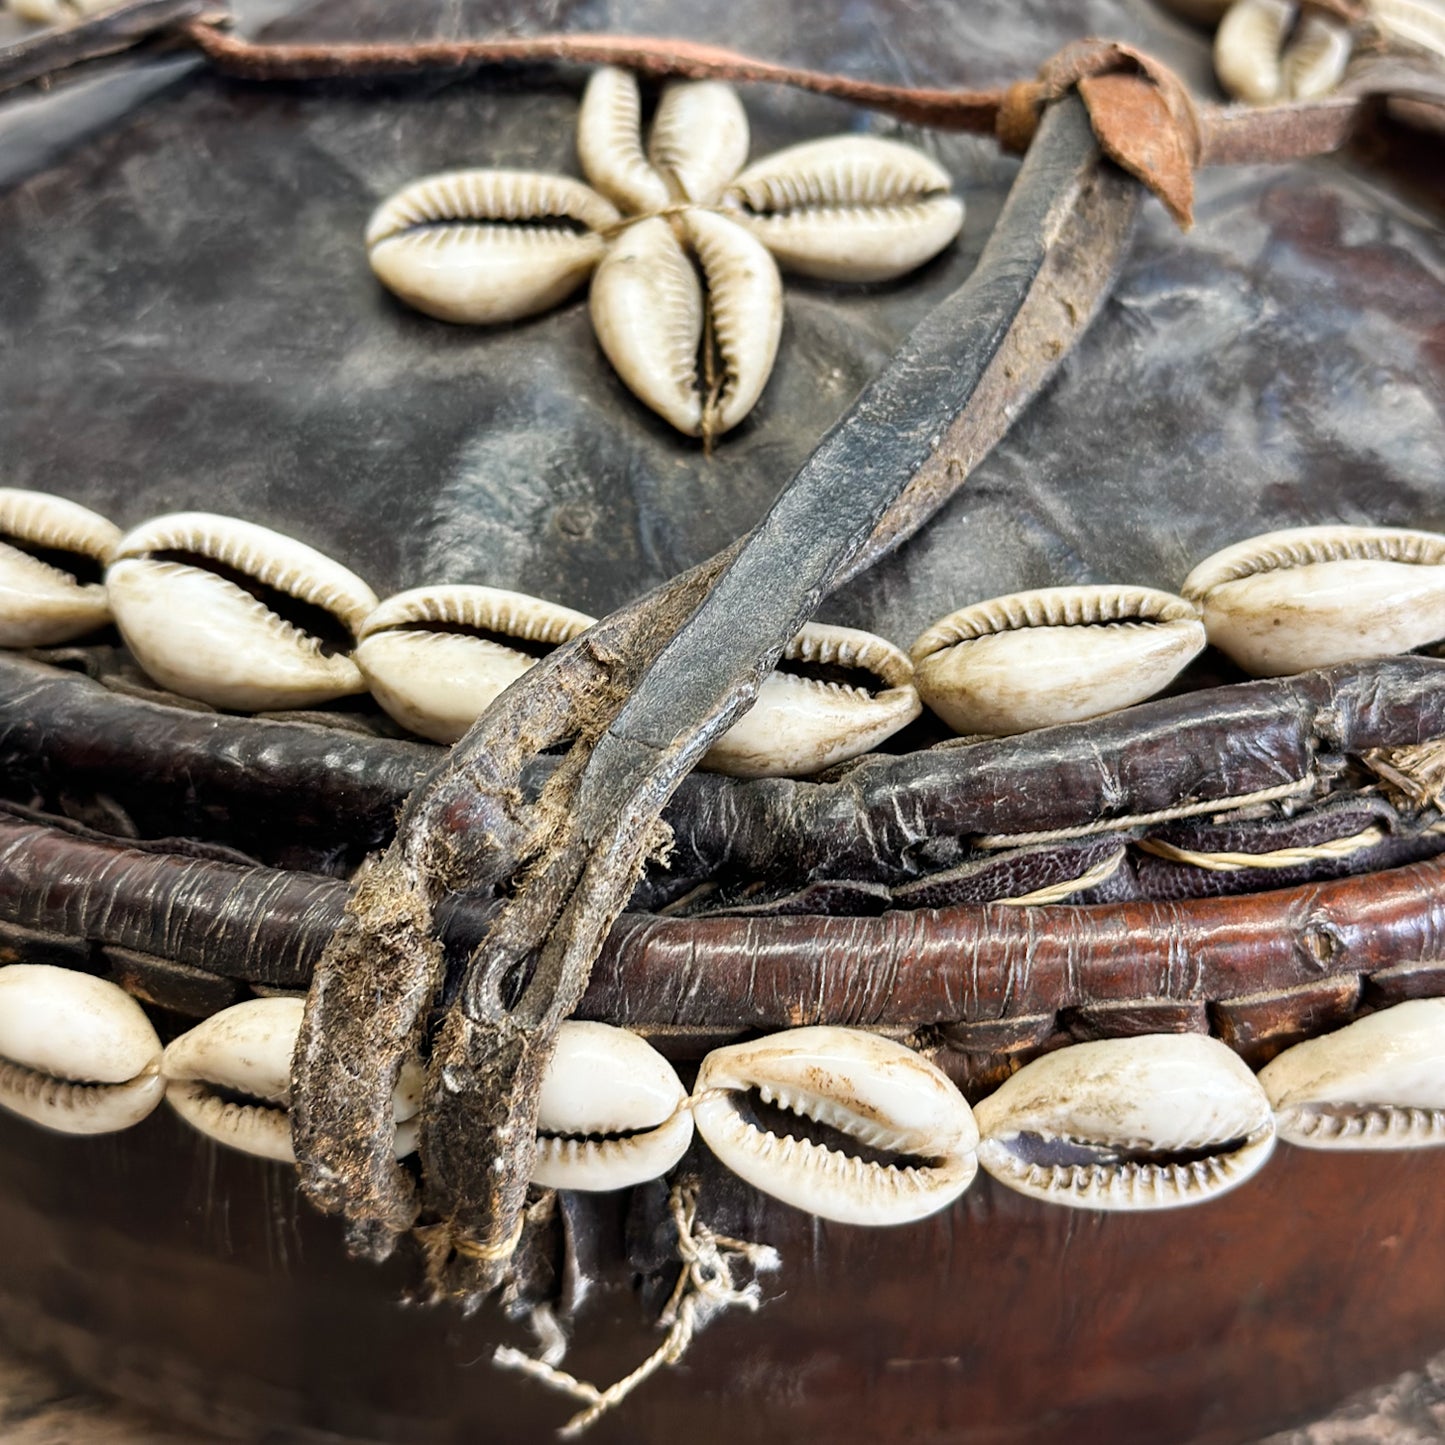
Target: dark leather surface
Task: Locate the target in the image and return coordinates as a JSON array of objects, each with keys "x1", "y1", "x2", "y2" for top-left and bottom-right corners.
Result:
[
  {"x1": 0, "y1": 0, "x2": 1440, "y2": 658},
  {"x1": 1, "y1": 4, "x2": 1444, "y2": 1444}
]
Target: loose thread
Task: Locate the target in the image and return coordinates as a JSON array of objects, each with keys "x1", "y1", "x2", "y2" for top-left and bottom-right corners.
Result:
[{"x1": 494, "y1": 1181, "x2": 780, "y2": 1436}]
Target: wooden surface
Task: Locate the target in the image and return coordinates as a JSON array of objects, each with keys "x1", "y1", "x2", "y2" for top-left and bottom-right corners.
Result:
[
  {"x1": 0, "y1": 1351, "x2": 198, "y2": 1444},
  {"x1": 2, "y1": 1340, "x2": 1443, "y2": 1443}
]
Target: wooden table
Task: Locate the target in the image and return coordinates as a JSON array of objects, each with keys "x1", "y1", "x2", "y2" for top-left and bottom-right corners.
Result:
[{"x1": 2, "y1": 1339, "x2": 1441, "y2": 1443}]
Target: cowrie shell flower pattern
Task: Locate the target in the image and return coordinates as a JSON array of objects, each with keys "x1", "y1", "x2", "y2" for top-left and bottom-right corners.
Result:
[
  {"x1": 1205, "y1": 0, "x2": 1445, "y2": 103},
  {"x1": 367, "y1": 67, "x2": 963, "y2": 438}
]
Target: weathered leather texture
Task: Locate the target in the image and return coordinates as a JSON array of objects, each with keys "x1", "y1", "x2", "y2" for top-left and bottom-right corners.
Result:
[
  {"x1": 1, "y1": 2, "x2": 1444, "y2": 1443},
  {"x1": 2, "y1": 0, "x2": 1442, "y2": 637},
  {"x1": 0, "y1": 0, "x2": 1443, "y2": 1033}
]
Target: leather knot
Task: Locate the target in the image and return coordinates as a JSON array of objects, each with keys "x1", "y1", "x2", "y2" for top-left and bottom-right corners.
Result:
[
  {"x1": 996, "y1": 39, "x2": 1202, "y2": 229},
  {"x1": 996, "y1": 79, "x2": 1046, "y2": 154}
]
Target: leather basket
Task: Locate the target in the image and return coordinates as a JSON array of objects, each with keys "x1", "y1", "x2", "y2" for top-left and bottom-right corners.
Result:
[{"x1": 1, "y1": 0, "x2": 1443, "y2": 1439}]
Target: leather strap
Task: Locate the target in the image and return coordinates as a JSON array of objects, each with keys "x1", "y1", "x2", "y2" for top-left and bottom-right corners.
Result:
[
  {"x1": 4, "y1": 809, "x2": 1440, "y2": 1047},
  {"x1": 175, "y1": 17, "x2": 1445, "y2": 180},
  {"x1": 7, "y1": 4, "x2": 1444, "y2": 209}
]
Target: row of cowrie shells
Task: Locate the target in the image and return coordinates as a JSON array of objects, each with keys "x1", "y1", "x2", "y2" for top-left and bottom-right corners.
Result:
[
  {"x1": 0, "y1": 969, "x2": 421, "y2": 1159},
  {"x1": 914, "y1": 524, "x2": 1445, "y2": 736},
  {"x1": 6, "y1": 489, "x2": 1445, "y2": 750},
  {"x1": 7, "y1": 962, "x2": 1445, "y2": 1223},
  {"x1": 0, "y1": 490, "x2": 920, "y2": 777}
]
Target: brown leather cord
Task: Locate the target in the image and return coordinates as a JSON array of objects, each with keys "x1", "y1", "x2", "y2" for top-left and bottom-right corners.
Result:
[
  {"x1": 992, "y1": 40, "x2": 1204, "y2": 223},
  {"x1": 175, "y1": 20, "x2": 1445, "y2": 146},
  {"x1": 5, "y1": 5, "x2": 1442, "y2": 220},
  {"x1": 176, "y1": 21, "x2": 1013, "y2": 132},
  {"x1": 1299, "y1": 0, "x2": 1370, "y2": 25}
]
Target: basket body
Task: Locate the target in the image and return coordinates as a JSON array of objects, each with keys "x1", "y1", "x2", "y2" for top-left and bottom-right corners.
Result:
[{"x1": 1, "y1": 0, "x2": 1444, "y2": 1440}]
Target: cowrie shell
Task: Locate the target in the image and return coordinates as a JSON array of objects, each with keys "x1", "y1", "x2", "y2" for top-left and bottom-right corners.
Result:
[
  {"x1": 531, "y1": 1021, "x2": 693, "y2": 1191},
  {"x1": 1181, "y1": 525, "x2": 1445, "y2": 677},
  {"x1": 724, "y1": 136, "x2": 963, "y2": 283},
  {"x1": 693, "y1": 1026, "x2": 978, "y2": 1227},
  {"x1": 0, "y1": 488, "x2": 120, "y2": 646},
  {"x1": 356, "y1": 585, "x2": 596, "y2": 743},
  {"x1": 1260, "y1": 1000, "x2": 1445, "y2": 1149},
  {"x1": 975, "y1": 1034, "x2": 1275, "y2": 1211},
  {"x1": 162, "y1": 997, "x2": 422, "y2": 1163},
  {"x1": 9, "y1": 0, "x2": 115, "y2": 22},
  {"x1": 577, "y1": 67, "x2": 673, "y2": 213},
  {"x1": 106, "y1": 512, "x2": 378, "y2": 711},
  {"x1": 1281, "y1": 11, "x2": 1353, "y2": 99},
  {"x1": 1215, "y1": 0, "x2": 1293, "y2": 102},
  {"x1": 702, "y1": 622, "x2": 920, "y2": 778},
  {"x1": 910, "y1": 586, "x2": 1205, "y2": 737},
  {"x1": 0, "y1": 965, "x2": 163, "y2": 1135},
  {"x1": 1213, "y1": 0, "x2": 1354, "y2": 101},
  {"x1": 1373, "y1": 0, "x2": 1445, "y2": 63},
  {"x1": 367, "y1": 171, "x2": 618, "y2": 325},
  {"x1": 589, "y1": 210, "x2": 782, "y2": 438},
  {"x1": 648, "y1": 81, "x2": 750, "y2": 204}
]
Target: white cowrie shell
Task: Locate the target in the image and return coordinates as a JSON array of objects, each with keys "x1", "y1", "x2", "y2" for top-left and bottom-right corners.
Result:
[
  {"x1": 532, "y1": 1021, "x2": 693, "y2": 1191},
  {"x1": 0, "y1": 488, "x2": 120, "y2": 646},
  {"x1": 910, "y1": 586, "x2": 1205, "y2": 737},
  {"x1": 590, "y1": 212, "x2": 783, "y2": 437},
  {"x1": 106, "y1": 512, "x2": 378, "y2": 711},
  {"x1": 0, "y1": 965, "x2": 163, "y2": 1135},
  {"x1": 1215, "y1": 0, "x2": 1294, "y2": 102},
  {"x1": 366, "y1": 171, "x2": 619, "y2": 326},
  {"x1": 694, "y1": 1026, "x2": 978, "y2": 1227},
  {"x1": 9, "y1": 0, "x2": 114, "y2": 22},
  {"x1": 648, "y1": 81, "x2": 750, "y2": 204},
  {"x1": 680, "y1": 208, "x2": 783, "y2": 435},
  {"x1": 1372, "y1": 0, "x2": 1445, "y2": 62},
  {"x1": 702, "y1": 622, "x2": 921, "y2": 778},
  {"x1": 1181, "y1": 525, "x2": 1445, "y2": 677},
  {"x1": 356, "y1": 585, "x2": 596, "y2": 744},
  {"x1": 162, "y1": 997, "x2": 422, "y2": 1163},
  {"x1": 1260, "y1": 1000, "x2": 1445, "y2": 1149},
  {"x1": 591, "y1": 216, "x2": 705, "y2": 434},
  {"x1": 724, "y1": 136, "x2": 963, "y2": 283},
  {"x1": 577, "y1": 67, "x2": 673, "y2": 213},
  {"x1": 1281, "y1": 12, "x2": 1353, "y2": 99},
  {"x1": 975, "y1": 1034, "x2": 1275, "y2": 1211}
]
